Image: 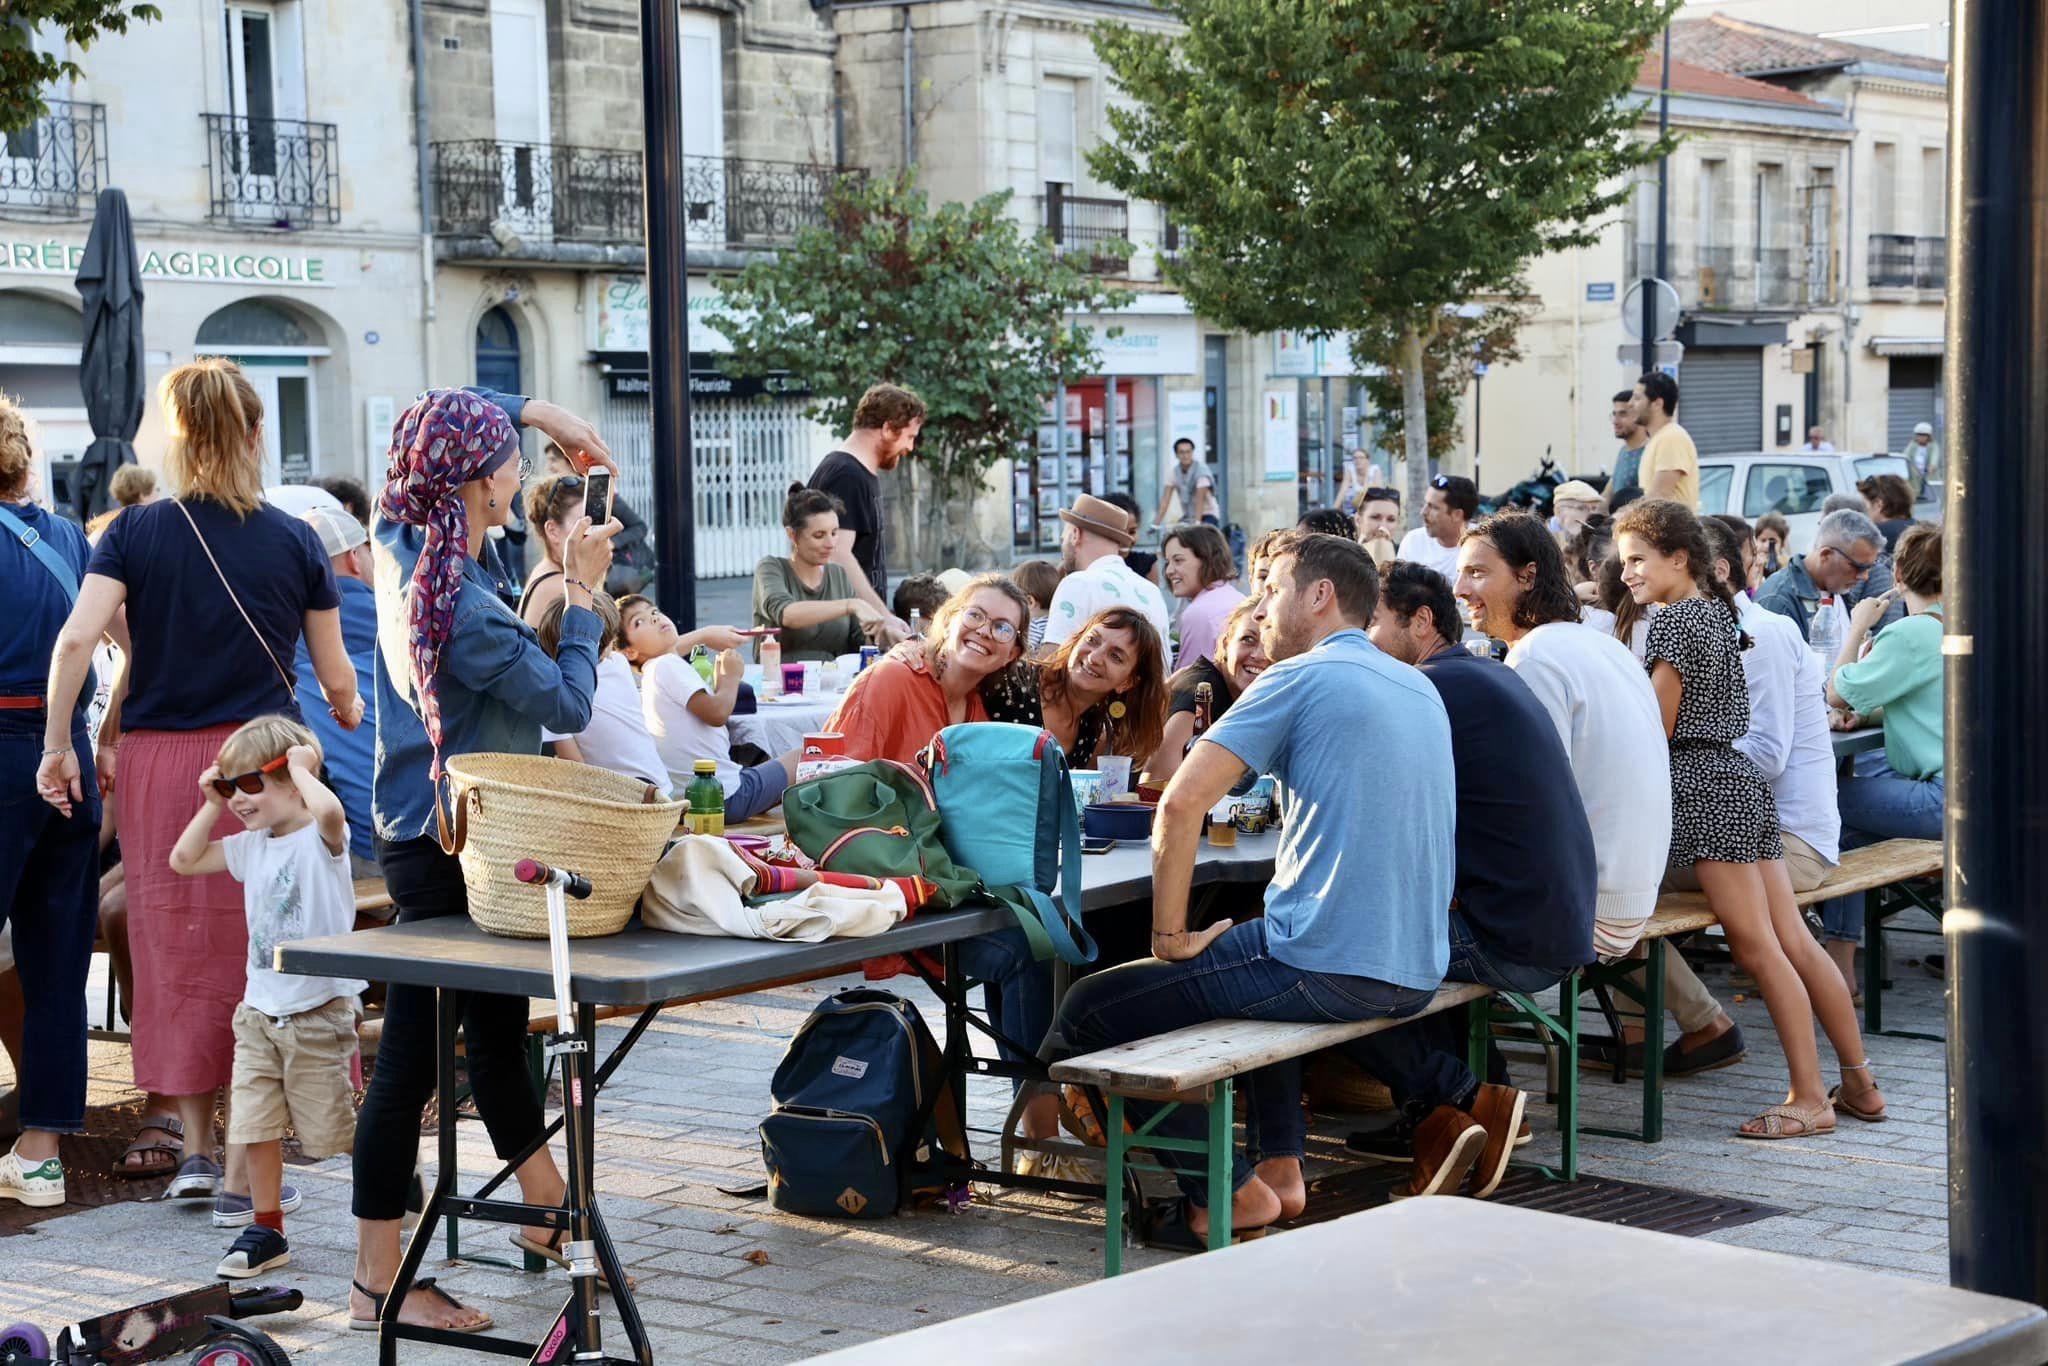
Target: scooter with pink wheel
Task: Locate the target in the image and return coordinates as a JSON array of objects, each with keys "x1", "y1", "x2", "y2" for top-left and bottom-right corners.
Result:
[{"x1": 0, "y1": 1284, "x2": 301, "y2": 1366}]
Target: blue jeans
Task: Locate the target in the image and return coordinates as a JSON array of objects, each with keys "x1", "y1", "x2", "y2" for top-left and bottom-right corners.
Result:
[
  {"x1": 1820, "y1": 757, "x2": 1944, "y2": 944},
  {"x1": 1345, "y1": 909, "x2": 1569, "y2": 1121},
  {"x1": 1044, "y1": 919, "x2": 1434, "y2": 1205},
  {"x1": 0, "y1": 711, "x2": 101, "y2": 1133},
  {"x1": 952, "y1": 925, "x2": 1053, "y2": 1071}
]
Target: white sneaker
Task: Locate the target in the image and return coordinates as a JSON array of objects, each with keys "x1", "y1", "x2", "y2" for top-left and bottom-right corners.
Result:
[{"x1": 0, "y1": 1148, "x2": 64, "y2": 1208}]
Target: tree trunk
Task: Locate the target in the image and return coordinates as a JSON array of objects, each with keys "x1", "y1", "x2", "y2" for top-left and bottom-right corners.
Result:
[{"x1": 1400, "y1": 321, "x2": 1430, "y2": 533}]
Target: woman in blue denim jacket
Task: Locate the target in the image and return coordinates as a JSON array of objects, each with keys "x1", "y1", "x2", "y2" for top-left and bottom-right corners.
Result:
[{"x1": 348, "y1": 388, "x2": 621, "y2": 1334}]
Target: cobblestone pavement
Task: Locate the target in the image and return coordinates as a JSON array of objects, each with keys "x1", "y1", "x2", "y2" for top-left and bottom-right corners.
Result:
[{"x1": 1, "y1": 918, "x2": 1949, "y2": 1362}]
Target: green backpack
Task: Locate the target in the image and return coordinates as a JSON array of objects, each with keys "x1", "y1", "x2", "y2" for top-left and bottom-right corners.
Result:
[{"x1": 781, "y1": 760, "x2": 981, "y2": 910}]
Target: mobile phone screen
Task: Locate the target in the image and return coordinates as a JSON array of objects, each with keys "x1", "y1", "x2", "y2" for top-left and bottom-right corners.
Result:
[{"x1": 583, "y1": 469, "x2": 614, "y2": 524}]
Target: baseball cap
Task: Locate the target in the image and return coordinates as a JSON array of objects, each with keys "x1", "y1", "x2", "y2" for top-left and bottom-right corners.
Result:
[
  {"x1": 1553, "y1": 479, "x2": 1601, "y2": 503},
  {"x1": 302, "y1": 506, "x2": 368, "y2": 559}
]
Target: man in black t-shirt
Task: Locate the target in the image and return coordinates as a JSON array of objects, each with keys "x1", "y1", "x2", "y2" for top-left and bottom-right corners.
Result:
[{"x1": 807, "y1": 383, "x2": 924, "y2": 629}]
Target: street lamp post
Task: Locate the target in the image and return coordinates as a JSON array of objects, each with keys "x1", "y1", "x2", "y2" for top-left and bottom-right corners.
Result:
[
  {"x1": 1946, "y1": 0, "x2": 2048, "y2": 1307},
  {"x1": 641, "y1": 0, "x2": 697, "y2": 625},
  {"x1": 1640, "y1": 23, "x2": 1671, "y2": 377}
]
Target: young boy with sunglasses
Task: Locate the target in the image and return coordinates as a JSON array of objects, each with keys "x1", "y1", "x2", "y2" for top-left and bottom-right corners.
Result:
[{"x1": 170, "y1": 715, "x2": 365, "y2": 1280}]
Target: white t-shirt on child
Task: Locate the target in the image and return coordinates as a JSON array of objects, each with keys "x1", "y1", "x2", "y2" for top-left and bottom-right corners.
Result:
[
  {"x1": 642, "y1": 653, "x2": 739, "y2": 797},
  {"x1": 222, "y1": 821, "x2": 367, "y2": 1018},
  {"x1": 544, "y1": 652, "x2": 671, "y2": 796}
]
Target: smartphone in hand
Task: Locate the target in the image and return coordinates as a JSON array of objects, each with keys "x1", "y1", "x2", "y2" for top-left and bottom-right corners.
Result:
[{"x1": 582, "y1": 468, "x2": 614, "y2": 525}]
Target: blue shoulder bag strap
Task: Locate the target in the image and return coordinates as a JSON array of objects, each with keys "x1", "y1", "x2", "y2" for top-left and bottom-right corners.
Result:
[
  {"x1": 1004, "y1": 746, "x2": 1096, "y2": 965},
  {"x1": 0, "y1": 503, "x2": 78, "y2": 605}
]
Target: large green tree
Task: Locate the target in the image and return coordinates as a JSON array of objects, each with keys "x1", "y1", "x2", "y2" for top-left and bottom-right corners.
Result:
[
  {"x1": 1, "y1": 2, "x2": 160, "y2": 132},
  {"x1": 1354, "y1": 291, "x2": 1534, "y2": 481},
  {"x1": 710, "y1": 173, "x2": 1130, "y2": 568},
  {"x1": 1092, "y1": 0, "x2": 1675, "y2": 524}
]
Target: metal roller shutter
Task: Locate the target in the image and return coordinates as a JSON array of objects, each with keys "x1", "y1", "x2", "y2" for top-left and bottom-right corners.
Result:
[
  {"x1": 1678, "y1": 348, "x2": 1764, "y2": 455},
  {"x1": 1886, "y1": 357, "x2": 1941, "y2": 451}
]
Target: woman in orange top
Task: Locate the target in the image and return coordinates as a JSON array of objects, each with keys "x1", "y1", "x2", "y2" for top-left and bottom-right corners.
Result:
[
  {"x1": 828, "y1": 574, "x2": 1031, "y2": 761},
  {"x1": 823, "y1": 574, "x2": 1070, "y2": 1162}
]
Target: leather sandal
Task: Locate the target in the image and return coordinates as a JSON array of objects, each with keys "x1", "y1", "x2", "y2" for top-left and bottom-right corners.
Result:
[
  {"x1": 1736, "y1": 1102, "x2": 1835, "y2": 1140},
  {"x1": 348, "y1": 1276, "x2": 493, "y2": 1333},
  {"x1": 1830, "y1": 1061, "x2": 1888, "y2": 1123},
  {"x1": 111, "y1": 1116, "x2": 183, "y2": 1180}
]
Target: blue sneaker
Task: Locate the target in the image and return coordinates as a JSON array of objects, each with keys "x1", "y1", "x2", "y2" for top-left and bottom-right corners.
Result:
[
  {"x1": 212, "y1": 1184, "x2": 304, "y2": 1227},
  {"x1": 216, "y1": 1224, "x2": 290, "y2": 1279}
]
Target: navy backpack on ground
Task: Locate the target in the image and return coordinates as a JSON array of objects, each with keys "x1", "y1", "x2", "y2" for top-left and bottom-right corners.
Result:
[{"x1": 759, "y1": 988, "x2": 961, "y2": 1219}]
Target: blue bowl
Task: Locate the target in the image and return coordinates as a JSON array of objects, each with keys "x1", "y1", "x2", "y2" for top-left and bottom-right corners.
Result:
[{"x1": 1083, "y1": 802, "x2": 1156, "y2": 842}]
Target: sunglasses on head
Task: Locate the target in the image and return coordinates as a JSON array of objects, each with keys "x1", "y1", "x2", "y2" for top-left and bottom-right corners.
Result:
[
  {"x1": 212, "y1": 753, "x2": 290, "y2": 798},
  {"x1": 1364, "y1": 487, "x2": 1401, "y2": 504}
]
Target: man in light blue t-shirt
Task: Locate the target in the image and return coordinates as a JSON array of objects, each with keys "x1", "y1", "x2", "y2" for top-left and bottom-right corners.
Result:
[{"x1": 1046, "y1": 532, "x2": 1467, "y2": 1247}]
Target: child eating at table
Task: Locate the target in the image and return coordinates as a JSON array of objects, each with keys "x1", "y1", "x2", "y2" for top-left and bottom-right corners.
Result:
[
  {"x1": 536, "y1": 592, "x2": 671, "y2": 795},
  {"x1": 615, "y1": 595, "x2": 794, "y2": 821},
  {"x1": 168, "y1": 716, "x2": 366, "y2": 1280}
]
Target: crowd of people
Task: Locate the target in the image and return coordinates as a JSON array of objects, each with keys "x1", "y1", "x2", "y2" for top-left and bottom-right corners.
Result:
[{"x1": 0, "y1": 359, "x2": 1947, "y2": 1319}]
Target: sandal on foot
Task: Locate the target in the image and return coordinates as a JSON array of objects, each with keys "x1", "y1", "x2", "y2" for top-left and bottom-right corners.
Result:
[
  {"x1": 1139, "y1": 1197, "x2": 1269, "y2": 1253},
  {"x1": 111, "y1": 1117, "x2": 183, "y2": 1180},
  {"x1": 1736, "y1": 1103, "x2": 1835, "y2": 1140},
  {"x1": 1830, "y1": 1061, "x2": 1888, "y2": 1123},
  {"x1": 348, "y1": 1276, "x2": 493, "y2": 1333},
  {"x1": 509, "y1": 1227, "x2": 634, "y2": 1294}
]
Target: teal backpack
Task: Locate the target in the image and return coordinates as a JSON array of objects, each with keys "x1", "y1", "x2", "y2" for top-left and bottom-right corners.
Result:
[{"x1": 921, "y1": 723, "x2": 1098, "y2": 965}]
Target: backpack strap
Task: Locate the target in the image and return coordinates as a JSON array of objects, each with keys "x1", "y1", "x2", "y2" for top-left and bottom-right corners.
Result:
[
  {"x1": 983, "y1": 742, "x2": 1098, "y2": 965},
  {"x1": 0, "y1": 503, "x2": 78, "y2": 605}
]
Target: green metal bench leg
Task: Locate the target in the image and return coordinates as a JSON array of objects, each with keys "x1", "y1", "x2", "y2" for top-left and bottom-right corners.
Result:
[
  {"x1": 1864, "y1": 895, "x2": 1886, "y2": 1036},
  {"x1": 1641, "y1": 940, "x2": 1666, "y2": 1145},
  {"x1": 1105, "y1": 1094, "x2": 1127, "y2": 1277},
  {"x1": 1206, "y1": 1080, "x2": 1233, "y2": 1250},
  {"x1": 1557, "y1": 972, "x2": 1579, "y2": 1181}
]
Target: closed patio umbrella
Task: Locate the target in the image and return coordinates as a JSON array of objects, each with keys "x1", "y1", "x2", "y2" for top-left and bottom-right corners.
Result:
[{"x1": 72, "y1": 187, "x2": 145, "y2": 522}]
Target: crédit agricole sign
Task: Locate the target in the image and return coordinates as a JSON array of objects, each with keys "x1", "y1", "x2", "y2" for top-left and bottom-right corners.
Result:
[{"x1": 1, "y1": 236, "x2": 332, "y2": 287}]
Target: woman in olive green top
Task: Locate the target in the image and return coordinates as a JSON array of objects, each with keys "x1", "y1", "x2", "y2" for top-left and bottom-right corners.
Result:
[
  {"x1": 1817, "y1": 523, "x2": 1943, "y2": 1001},
  {"x1": 752, "y1": 486, "x2": 883, "y2": 660}
]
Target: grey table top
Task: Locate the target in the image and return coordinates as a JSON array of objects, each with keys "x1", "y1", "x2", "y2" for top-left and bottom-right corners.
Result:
[
  {"x1": 1833, "y1": 725, "x2": 1886, "y2": 758},
  {"x1": 277, "y1": 833, "x2": 1278, "y2": 1005},
  {"x1": 814, "y1": 1200, "x2": 2048, "y2": 1366}
]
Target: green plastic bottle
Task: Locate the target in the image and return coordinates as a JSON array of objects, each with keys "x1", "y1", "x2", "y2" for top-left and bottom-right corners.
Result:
[
  {"x1": 685, "y1": 759, "x2": 726, "y2": 836},
  {"x1": 690, "y1": 644, "x2": 715, "y2": 685}
]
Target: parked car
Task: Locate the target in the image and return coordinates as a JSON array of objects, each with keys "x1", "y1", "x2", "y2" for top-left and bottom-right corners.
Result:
[{"x1": 1694, "y1": 451, "x2": 1939, "y2": 554}]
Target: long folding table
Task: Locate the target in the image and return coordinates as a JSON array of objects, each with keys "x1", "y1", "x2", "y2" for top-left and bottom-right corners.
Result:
[{"x1": 278, "y1": 835, "x2": 1279, "y2": 1364}]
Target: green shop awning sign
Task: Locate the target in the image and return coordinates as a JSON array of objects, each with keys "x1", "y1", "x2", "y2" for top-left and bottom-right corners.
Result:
[{"x1": 0, "y1": 236, "x2": 332, "y2": 287}]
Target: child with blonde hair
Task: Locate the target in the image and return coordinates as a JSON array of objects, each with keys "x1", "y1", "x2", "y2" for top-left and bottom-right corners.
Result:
[{"x1": 170, "y1": 715, "x2": 364, "y2": 1279}]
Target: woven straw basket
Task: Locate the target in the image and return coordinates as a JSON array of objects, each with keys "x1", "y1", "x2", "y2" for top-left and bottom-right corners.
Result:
[{"x1": 442, "y1": 753, "x2": 683, "y2": 939}]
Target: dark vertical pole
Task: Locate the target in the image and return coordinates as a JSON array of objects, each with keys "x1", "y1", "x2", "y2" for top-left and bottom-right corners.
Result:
[
  {"x1": 642, "y1": 0, "x2": 696, "y2": 626},
  {"x1": 1947, "y1": 0, "x2": 2048, "y2": 1305},
  {"x1": 1641, "y1": 23, "x2": 1671, "y2": 376}
]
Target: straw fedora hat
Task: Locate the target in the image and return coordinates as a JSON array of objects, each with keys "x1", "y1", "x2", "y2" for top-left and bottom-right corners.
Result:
[{"x1": 1058, "y1": 493, "x2": 1136, "y2": 549}]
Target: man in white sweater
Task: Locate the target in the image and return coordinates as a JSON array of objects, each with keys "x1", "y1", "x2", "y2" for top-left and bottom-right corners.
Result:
[{"x1": 1455, "y1": 513, "x2": 1671, "y2": 959}]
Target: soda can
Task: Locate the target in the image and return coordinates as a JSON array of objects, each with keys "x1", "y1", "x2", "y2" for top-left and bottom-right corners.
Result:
[{"x1": 859, "y1": 645, "x2": 881, "y2": 672}]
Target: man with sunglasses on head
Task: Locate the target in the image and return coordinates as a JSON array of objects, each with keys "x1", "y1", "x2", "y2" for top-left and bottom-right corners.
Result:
[
  {"x1": 1396, "y1": 475, "x2": 1477, "y2": 582},
  {"x1": 1754, "y1": 508, "x2": 1886, "y2": 645}
]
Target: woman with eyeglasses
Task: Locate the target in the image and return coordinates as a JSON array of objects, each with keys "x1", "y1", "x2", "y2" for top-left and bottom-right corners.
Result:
[
  {"x1": 823, "y1": 574, "x2": 1060, "y2": 1155},
  {"x1": 37, "y1": 360, "x2": 362, "y2": 1208}
]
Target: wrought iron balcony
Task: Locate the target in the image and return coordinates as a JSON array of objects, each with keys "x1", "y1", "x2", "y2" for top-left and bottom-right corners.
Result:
[
  {"x1": 203, "y1": 114, "x2": 339, "y2": 227},
  {"x1": 680, "y1": 156, "x2": 854, "y2": 249},
  {"x1": 0, "y1": 99, "x2": 107, "y2": 217},
  {"x1": 1041, "y1": 182, "x2": 1130, "y2": 275},
  {"x1": 1869, "y1": 233, "x2": 1943, "y2": 290},
  {"x1": 433, "y1": 139, "x2": 642, "y2": 244}
]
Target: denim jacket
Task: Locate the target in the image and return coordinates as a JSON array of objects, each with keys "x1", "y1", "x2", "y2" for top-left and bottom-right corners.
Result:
[{"x1": 371, "y1": 388, "x2": 602, "y2": 844}]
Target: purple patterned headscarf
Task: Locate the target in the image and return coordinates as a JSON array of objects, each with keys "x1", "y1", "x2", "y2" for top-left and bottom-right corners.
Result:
[{"x1": 377, "y1": 388, "x2": 519, "y2": 775}]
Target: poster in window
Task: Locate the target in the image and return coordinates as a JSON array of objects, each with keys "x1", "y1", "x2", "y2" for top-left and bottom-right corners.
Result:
[{"x1": 1263, "y1": 388, "x2": 1299, "y2": 483}]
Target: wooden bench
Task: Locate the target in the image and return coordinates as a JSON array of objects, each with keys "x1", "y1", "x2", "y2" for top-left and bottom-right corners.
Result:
[
  {"x1": 1582, "y1": 837, "x2": 1943, "y2": 1143},
  {"x1": 1051, "y1": 982, "x2": 1572, "y2": 1275}
]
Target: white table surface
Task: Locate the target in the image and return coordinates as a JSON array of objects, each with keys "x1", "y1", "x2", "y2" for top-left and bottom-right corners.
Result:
[{"x1": 727, "y1": 692, "x2": 843, "y2": 756}]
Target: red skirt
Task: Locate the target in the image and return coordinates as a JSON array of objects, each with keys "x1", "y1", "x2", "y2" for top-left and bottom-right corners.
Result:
[{"x1": 120, "y1": 725, "x2": 248, "y2": 1096}]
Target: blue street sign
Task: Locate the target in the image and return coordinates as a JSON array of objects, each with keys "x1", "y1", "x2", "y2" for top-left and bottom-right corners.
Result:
[{"x1": 1586, "y1": 282, "x2": 1617, "y2": 302}]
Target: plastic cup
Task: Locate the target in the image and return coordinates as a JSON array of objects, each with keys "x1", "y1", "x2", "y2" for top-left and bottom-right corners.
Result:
[
  {"x1": 1097, "y1": 755, "x2": 1132, "y2": 800},
  {"x1": 781, "y1": 662, "x2": 806, "y2": 695},
  {"x1": 1070, "y1": 771, "x2": 1103, "y2": 818}
]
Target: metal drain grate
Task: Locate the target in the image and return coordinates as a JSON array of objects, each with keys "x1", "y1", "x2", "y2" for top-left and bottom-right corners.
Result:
[{"x1": 1284, "y1": 1167, "x2": 1783, "y2": 1238}]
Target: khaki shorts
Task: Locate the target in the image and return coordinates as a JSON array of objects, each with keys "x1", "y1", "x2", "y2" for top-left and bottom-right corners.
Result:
[{"x1": 228, "y1": 996, "x2": 362, "y2": 1158}]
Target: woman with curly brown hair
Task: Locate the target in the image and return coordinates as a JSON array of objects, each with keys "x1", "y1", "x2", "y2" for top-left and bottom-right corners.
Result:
[
  {"x1": 982, "y1": 606, "x2": 1168, "y2": 769},
  {"x1": 1615, "y1": 498, "x2": 1883, "y2": 1139}
]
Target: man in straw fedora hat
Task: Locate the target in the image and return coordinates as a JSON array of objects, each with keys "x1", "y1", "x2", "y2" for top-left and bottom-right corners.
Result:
[{"x1": 1042, "y1": 492, "x2": 1172, "y2": 650}]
